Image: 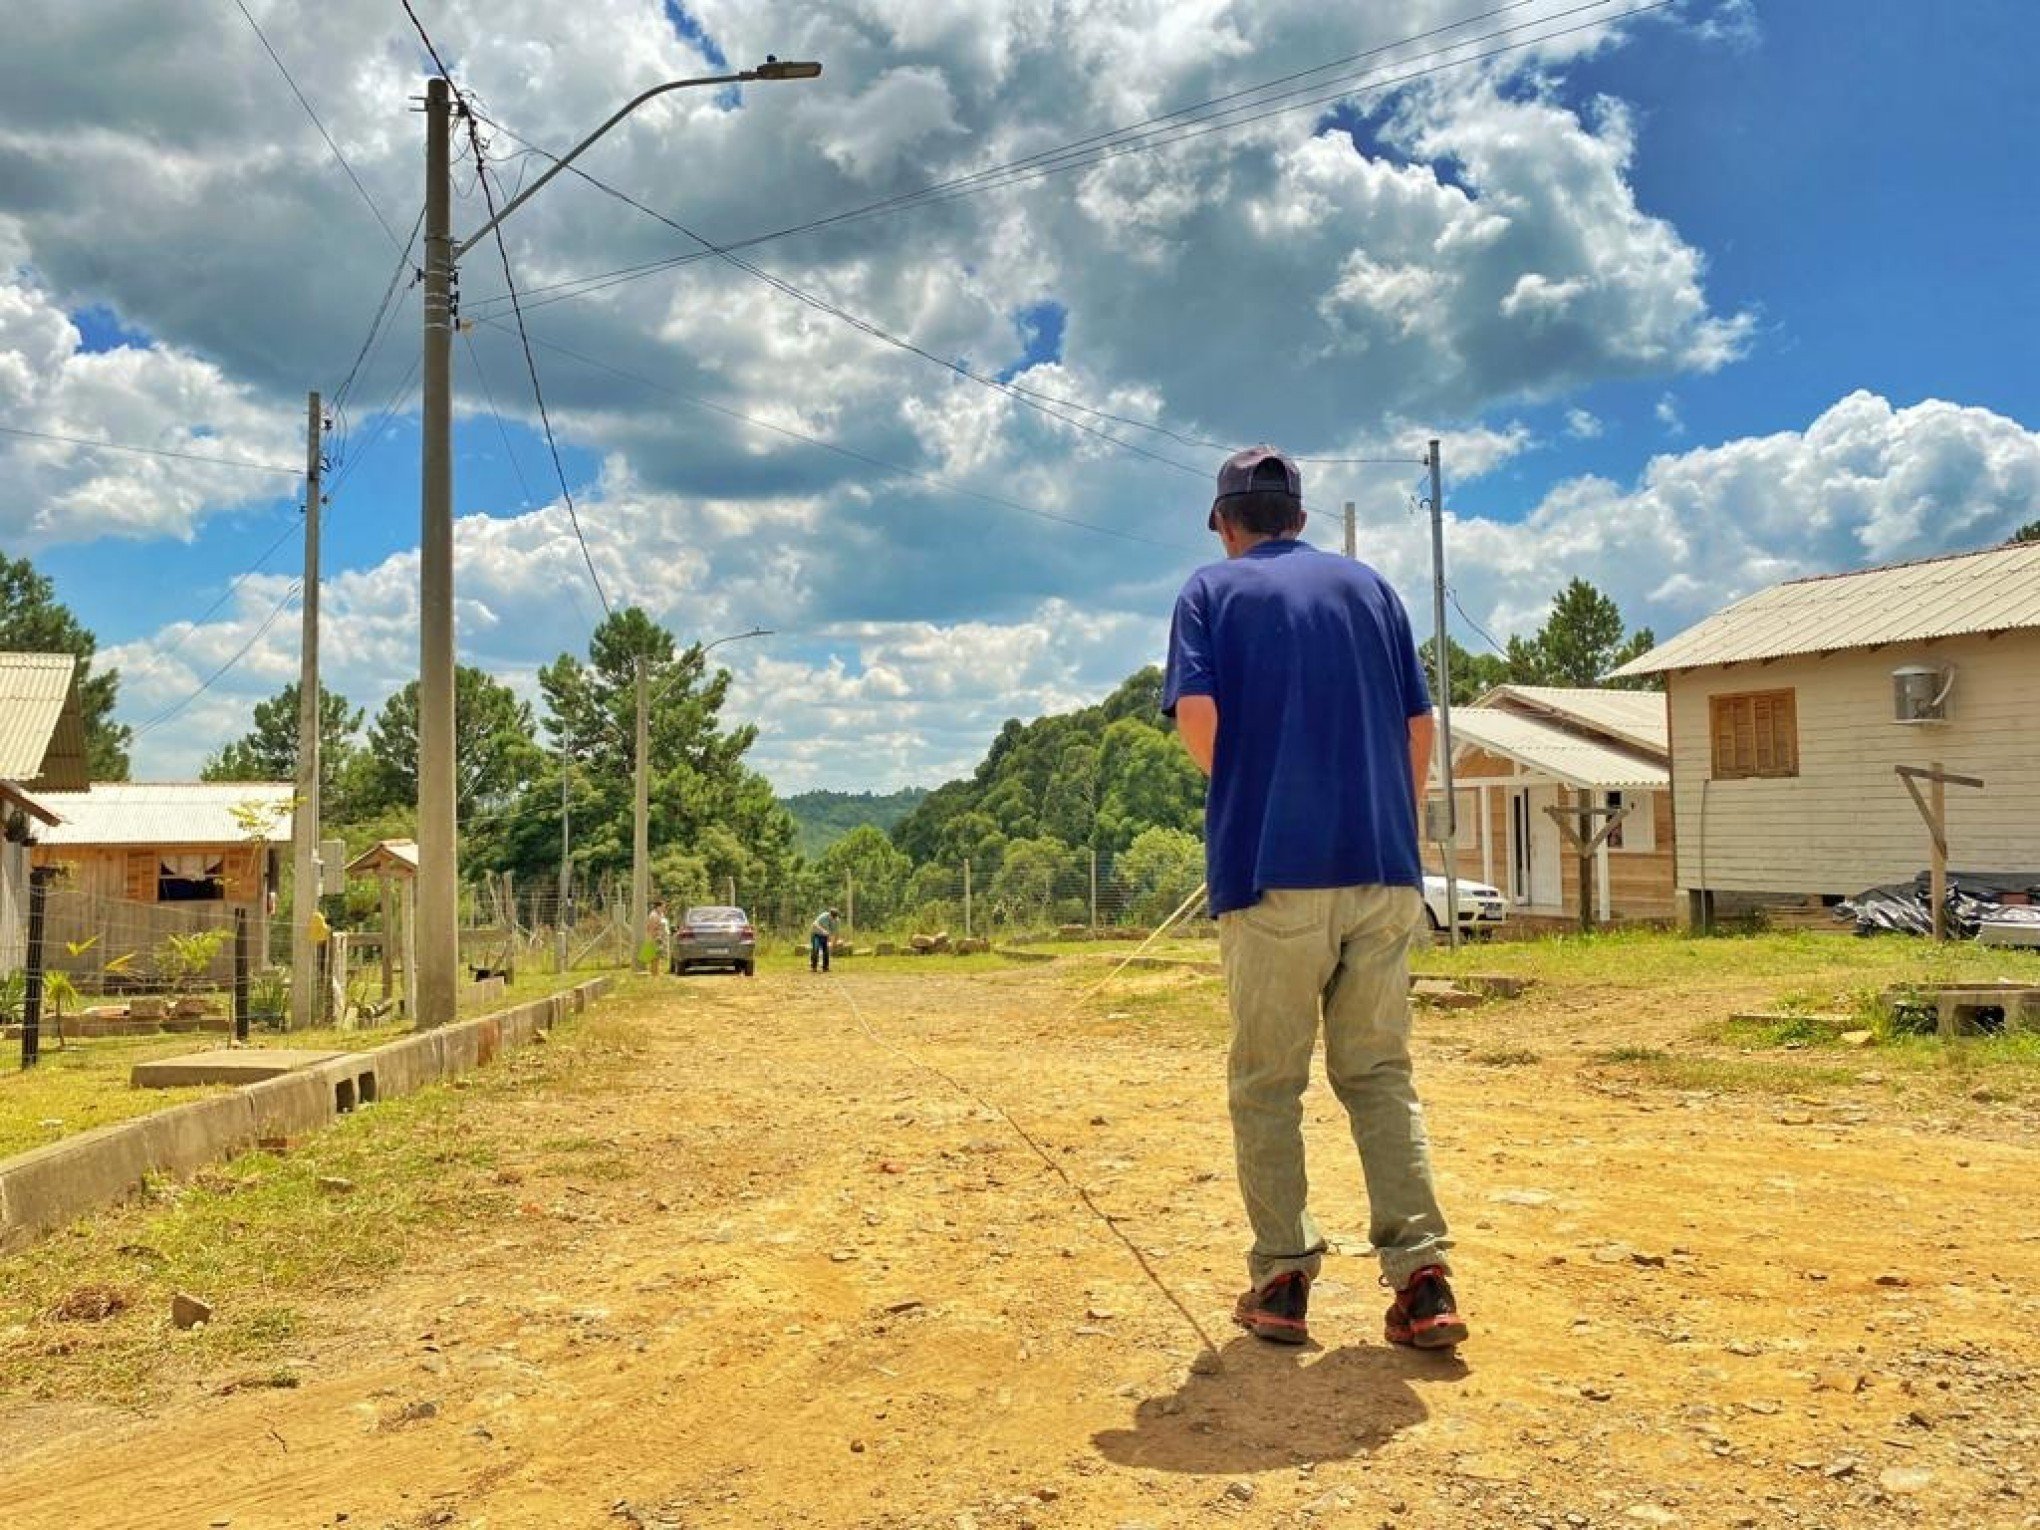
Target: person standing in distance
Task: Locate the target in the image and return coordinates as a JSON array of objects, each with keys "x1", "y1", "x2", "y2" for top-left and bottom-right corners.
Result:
[
  {"x1": 1163, "y1": 445, "x2": 1466, "y2": 1350},
  {"x1": 810, "y1": 907, "x2": 840, "y2": 973}
]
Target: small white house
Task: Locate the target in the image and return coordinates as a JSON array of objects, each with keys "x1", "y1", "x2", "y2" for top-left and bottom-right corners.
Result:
[
  {"x1": 1427, "y1": 686, "x2": 1676, "y2": 925},
  {"x1": 1610, "y1": 540, "x2": 2040, "y2": 924}
]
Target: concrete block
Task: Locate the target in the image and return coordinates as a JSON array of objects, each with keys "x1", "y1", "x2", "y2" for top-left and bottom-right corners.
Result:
[
  {"x1": 367, "y1": 1031, "x2": 445, "y2": 1098},
  {"x1": 132, "y1": 1049, "x2": 342, "y2": 1089},
  {"x1": 243, "y1": 1070, "x2": 335, "y2": 1141},
  {"x1": 134, "y1": 1094, "x2": 258, "y2": 1181},
  {"x1": 313, "y1": 1055, "x2": 381, "y2": 1114},
  {"x1": 0, "y1": 1123, "x2": 160, "y2": 1253}
]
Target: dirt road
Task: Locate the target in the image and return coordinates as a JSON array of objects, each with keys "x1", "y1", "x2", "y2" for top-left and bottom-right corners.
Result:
[{"x1": 5, "y1": 957, "x2": 2039, "y2": 1529}]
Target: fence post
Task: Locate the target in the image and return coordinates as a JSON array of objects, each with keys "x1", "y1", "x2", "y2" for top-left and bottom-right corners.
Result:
[
  {"x1": 19, "y1": 866, "x2": 53, "y2": 1070},
  {"x1": 963, "y1": 859, "x2": 972, "y2": 939},
  {"x1": 233, "y1": 906, "x2": 250, "y2": 1043},
  {"x1": 1089, "y1": 848, "x2": 1098, "y2": 932}
]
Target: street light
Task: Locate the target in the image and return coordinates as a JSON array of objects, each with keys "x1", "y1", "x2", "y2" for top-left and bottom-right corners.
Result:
[
  {"x1": 631, "y1": 626, "x2": 773, "y2": 970},
  {"x1": 417, "y1": 63, "x2": 820, "y2": 1027}
]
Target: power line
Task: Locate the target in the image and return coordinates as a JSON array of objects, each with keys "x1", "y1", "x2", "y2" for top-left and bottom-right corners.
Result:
[
  {"x1": 0, "y1": 423, "x2": 301, "y2": 477},
  {"x1": 465, "y1": 0, "x2": 1662, "y2": 318},
  {"x1": 400, "y1": 0, "x2": 614, "y2": 618},
  {"x1": 232, "y1": 0, "x2": 405, "y2": 252},
  {"x1": 331, "y1": 205, "x2": 425, "y2": 416},
  {"x1": 1448, "y1": 585, "x2": 1511, "y2": 655},
  {"x1": 126, "y1": 580, "x2": 303, "y2": 741},
  {"x1": 463, "y1": 112, "x2": 1207, "y2": 479},
  {"x1": 467, "y1": 112, "x2": 1441, "y2": 475},
  {"x1": 465, "y1": 129, "x2": 614, "y2": 618},
  {"x1": 473, "y1": 315, "x2": 1203, "y2": 553}
]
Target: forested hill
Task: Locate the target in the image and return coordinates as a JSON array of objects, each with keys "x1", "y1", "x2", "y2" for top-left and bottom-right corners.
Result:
[
  {"x1": 887, "y1": 666, "x2": 1205, "y2": 868},
  {"x1": 782, "y1": 787, "x2": 929, "y2": 858}
]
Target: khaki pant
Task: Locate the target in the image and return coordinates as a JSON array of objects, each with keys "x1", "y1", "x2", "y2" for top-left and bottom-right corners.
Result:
[{"x1": 1218, "y1": 885, "x2": 1452, "y2": 1290}]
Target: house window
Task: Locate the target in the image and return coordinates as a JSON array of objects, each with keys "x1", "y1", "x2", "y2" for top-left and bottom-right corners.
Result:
[
  {"x1": 1603, "y1": 791, "x2": 1656, "y2": 852},
  {"x1": 1709, "y1": 690, "x2": 1798, "y2": 780},
  {"x1": 158, "y1": 854, "x2": 226, "y2": 902}
]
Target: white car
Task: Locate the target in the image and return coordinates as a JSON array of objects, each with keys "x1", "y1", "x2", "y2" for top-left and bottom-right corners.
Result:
[{"x1": 1421, "y1": 874, "x2": 1507, "y2": 935}]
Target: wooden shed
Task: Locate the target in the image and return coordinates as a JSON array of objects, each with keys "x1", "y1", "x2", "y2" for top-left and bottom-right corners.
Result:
[
  {"x1": 0, "y1": 652, "x2": 87, "y2": 970},
  {"x1": 29, "y1": 782, "x2": 294, "y2": 975},
  {"x1": 1610, "y1": 540, "x2": 2040, "y2": 926}
]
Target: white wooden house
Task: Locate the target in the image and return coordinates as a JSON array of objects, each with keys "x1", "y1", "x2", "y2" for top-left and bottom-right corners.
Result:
[
  {"x1": 1426, "y1": 686, "x2": 1677, "y2": 925},
  {"x1": 1609, "y1": 540, "x2": 2040, "y2": 924}
]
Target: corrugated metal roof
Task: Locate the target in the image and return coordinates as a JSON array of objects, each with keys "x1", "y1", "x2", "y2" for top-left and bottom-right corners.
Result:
[
  {"x1": 1612, "y1": 540, "x2": 2040, "y2": 676},
  {"x1": 1447, "y1": 707, "x2": 1670, "y2": 791},
  {"x1": 1476, "y1": 685, "x2": 1668, "y2": 754},
  {"x1": 33, "y1": 782, "x2": 296, "y2": 847},
  {"x1": 346, "y1": 838, "x2": 418, "y2": 877},
  {"x1": 0, "y1": 652, "x2": 88, "y2": 788}
]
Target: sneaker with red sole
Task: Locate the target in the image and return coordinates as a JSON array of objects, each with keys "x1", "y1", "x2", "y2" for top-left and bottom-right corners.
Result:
[
  {"x1": 1232, "y1": 1270, "x2": 1311, "y2": 1344},
  {"x1": 1384, "y1": 1265, "x2": 1467, "y2": 1349}
]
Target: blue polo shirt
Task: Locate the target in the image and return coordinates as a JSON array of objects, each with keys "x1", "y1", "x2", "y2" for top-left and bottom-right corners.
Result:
[{"x1": 1162, "y1": 539, "x2": 1430, "y2": 916}]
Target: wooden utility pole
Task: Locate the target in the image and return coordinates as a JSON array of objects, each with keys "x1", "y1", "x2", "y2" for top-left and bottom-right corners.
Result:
[
  {"x1": 290, "y1": 391, "x2": 323, "y2": 1031},
  {"x1": 1544, "y1": 797, "x2": 1636, "y2": 932},
  {"x1": 1897, "y1": 763, "x2": 1984, "y2": 942}
]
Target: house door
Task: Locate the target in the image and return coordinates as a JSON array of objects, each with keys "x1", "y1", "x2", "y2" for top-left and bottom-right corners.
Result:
[{"x1": 1510, "y1": 786, "x2": 1564, "y2": 907}]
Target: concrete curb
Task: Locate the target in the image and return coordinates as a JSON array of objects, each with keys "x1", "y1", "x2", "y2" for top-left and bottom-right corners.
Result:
[{"x1": 0, "y1": 977, "x2": 614, "y2": 1256}]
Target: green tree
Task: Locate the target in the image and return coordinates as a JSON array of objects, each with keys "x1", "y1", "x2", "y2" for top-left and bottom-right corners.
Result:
[
  {"x1": 1419, "y1": 635, "x2": 1510, "y2": 705},
  {"x1": 2012, "y1": 519, "x2": 2040, "y2": 544},
  {"x1": 817, "y1": 824, "x2": 914, "y2": 929},
  {"x1": 1112, "y1": 825, "x2": 1205, "y2": 925},
  {"x1": 1093, "y1": 717, "x2": 1205, "y2": 854},
  {"x1": 0, "y1": 553, "x2": 131, "y2": 777},
  {"x1": 483, "y1": 607, "x2": 795, "y2": 890},
  {"x1": 201, "y1": 682, "x2": 363, "y2": 800},
  {"x1": 1505, "y1": 579, "x2": 1658, "y2": 690},
  {"x1": 356, "y1": 665, "x2": 541, "y2": 817},
  {"x1": 990, "y1": 835, "x2": 1077, "y2": 927}
]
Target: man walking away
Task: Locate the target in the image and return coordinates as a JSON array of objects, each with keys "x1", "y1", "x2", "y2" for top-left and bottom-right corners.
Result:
[
  {"x1": 645, "y1": 899, "x2": 671, "y2": 976},
  {"x1": 1163, "y1": 444, "x2": 1466, "y2": 1351},
  {"x1": 810, "y1": 908, "x2": 840, "y2": 973}
]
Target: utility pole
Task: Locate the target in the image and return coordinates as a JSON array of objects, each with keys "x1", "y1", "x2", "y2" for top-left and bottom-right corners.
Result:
[
  {"x1": 291, "y1": 391, "x2": 325, "y2": 1029},
  {"x1": 1344, "y1": 500, "x2": 1356, "y2": 559},
  {"x1": 1428, "y1": 439, "x2": 1461, "y2": 952},
  {"x1": 631, "y1": 658, "x2": 650, "y2": 970},
  {"x1": 416, "y1": 76, "x2": 457, "y2": 1028}
]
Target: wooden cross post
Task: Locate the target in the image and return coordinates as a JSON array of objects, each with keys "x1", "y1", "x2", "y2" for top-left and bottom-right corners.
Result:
[
  {"x1": 1896, "y1": 762, "x2": 1985, "y2": 942},
  {"x1": 1544, "y1": 799, "x2": 1637, "y2": 933}
]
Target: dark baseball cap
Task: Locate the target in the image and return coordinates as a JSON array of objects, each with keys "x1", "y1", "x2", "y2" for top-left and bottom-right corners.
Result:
[{"x1": 1208, "y1": 445, "x2": 1302, "y2": 529}]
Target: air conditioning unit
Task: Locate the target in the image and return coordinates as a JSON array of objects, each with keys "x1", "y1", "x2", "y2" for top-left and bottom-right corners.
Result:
[{"x1": 1892, "y1": 663, "x2": 1954, "y2": 724}]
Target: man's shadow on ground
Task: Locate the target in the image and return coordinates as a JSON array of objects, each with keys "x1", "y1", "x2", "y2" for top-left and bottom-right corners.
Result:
[{"x1": 1092, "y1": 1336, "x2": 1466, "y2": 1474}]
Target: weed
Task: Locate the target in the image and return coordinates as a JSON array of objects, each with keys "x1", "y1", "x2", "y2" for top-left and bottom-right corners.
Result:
[{"x1": 1469, "y1": 1047, "x2": 1541, "y2": 1068}]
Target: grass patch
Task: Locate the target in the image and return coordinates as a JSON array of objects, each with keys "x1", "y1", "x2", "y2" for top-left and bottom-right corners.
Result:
[{"x1": 0, "y1": 1007, "x2": 644, "y2": 1404}]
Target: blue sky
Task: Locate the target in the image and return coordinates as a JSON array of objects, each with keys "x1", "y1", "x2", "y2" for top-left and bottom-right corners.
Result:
[{"x1": 3, "y1": 0, "x2": 2038, "y2": 789}]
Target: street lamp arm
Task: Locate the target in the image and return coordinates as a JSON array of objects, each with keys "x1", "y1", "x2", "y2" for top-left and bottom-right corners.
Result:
[{"x1": 454, "y1": 66, "x2": 819, "y2": 260}]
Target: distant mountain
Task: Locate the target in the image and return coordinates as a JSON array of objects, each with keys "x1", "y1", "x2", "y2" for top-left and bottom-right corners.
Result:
[{"x1": 782, "y1": 787, "x2": 930, "y2": 859}]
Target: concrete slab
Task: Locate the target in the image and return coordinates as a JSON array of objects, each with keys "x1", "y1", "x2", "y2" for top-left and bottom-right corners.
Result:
[{"x1": 131, "y1": 1050, "x2": 345, "y2": 1089}]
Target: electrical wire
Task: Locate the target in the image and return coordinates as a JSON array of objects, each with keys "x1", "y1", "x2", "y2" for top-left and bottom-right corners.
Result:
[
  {"x1": 126, "y1": 580, "x2": 303, "y2": 741},
  {"x1": 403, "y1": 0, "x2": 615, "y2": 618},
  {"x1": 1448, "y1": 585, "x2": 1512, "y2": 656},
  {"x1": 464, "y1": 0, "x2": 1665, "y2": 319},
  {"x1": 0, "y1": 423, "x2": 302, "y2": 477},
  {"x1": 232, "y1": 0, "x2": 405, "y2": 252},
  {"x1": 470, "y1": 314, "x2": 1203, "y2": 553}
]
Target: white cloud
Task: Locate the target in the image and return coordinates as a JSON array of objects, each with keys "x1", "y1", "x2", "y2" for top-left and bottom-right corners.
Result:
[
  {"x1": 1655, "y1": 392, "x2": 1685, "y2": 435},
  {"x1": 1565, "y1": 406, "x2": 1603, "y2": 439}
]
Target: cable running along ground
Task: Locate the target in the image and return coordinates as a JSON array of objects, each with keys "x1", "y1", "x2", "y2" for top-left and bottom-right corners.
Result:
[{"x1": 828, "y1": 878, "x2": 1222, "y2": 1357}]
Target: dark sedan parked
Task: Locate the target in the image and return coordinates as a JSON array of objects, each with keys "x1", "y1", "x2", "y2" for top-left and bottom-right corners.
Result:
[{"x1": 671, "y1": 905, "x2": 757, "y2": 976}]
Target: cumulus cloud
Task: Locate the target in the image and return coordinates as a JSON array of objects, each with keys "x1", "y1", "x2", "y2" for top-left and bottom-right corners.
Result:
[
  {"x1": 1565, "y1": 406, "x2": 1603, "y2": 439},
  {"x1": 14, "y1": 3, "x2": 2016, "y2": 791},
  {"x1": 1405, "y1": 392, "x2": 2040, "y2": 652}
]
